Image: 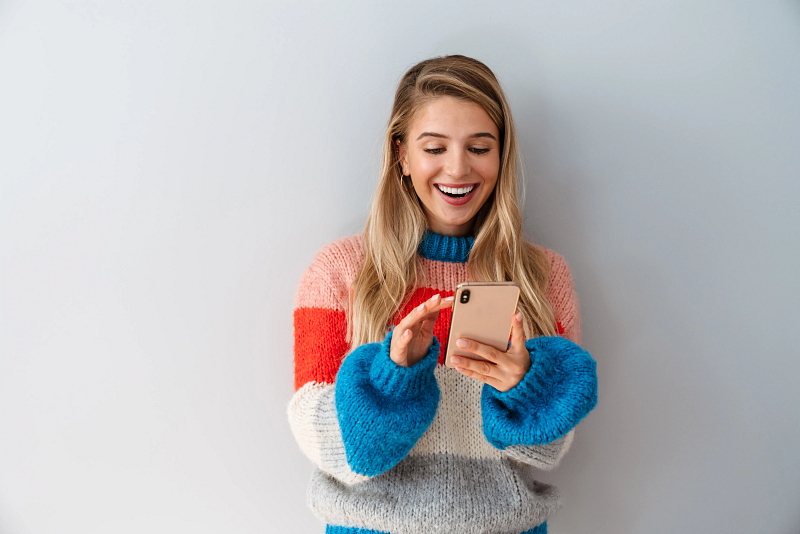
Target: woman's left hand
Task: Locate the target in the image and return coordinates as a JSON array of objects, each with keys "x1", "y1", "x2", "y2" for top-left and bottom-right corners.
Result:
[{"x1": 451, "y1": 312, "x2": 531, "y2": 392}]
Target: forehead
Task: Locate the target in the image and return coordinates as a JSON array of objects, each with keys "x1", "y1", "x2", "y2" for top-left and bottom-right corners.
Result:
[{"x1": 410, "y1": 96, "x2": 498, "y2": 139}]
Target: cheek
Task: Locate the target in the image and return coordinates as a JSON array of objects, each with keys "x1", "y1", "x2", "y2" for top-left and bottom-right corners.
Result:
[
  {"x1": 409, "y1": 159, "x2": 439, "y2": 190},
  {"x1": 411, "y1": 157, "x2": 440, "y2": 177},
  {"x1": 476, "y1": 158, "x2": 500, "y2": 185}
]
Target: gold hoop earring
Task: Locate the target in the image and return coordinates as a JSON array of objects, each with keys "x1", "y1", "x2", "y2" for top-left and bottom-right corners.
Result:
[{"x1": 400, "y1": 173, "x2": 412, "y2": 193}]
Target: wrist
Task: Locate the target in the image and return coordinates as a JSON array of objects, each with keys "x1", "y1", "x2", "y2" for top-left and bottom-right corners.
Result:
[
  {"x1": 481, "y1": 335, "x2": 598, "y2": 447},
  {"x1": 370, "y1": 330, "x2": 440, "y2": 397}
]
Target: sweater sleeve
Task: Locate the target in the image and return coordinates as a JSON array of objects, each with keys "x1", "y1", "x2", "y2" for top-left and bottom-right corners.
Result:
[
  {"x1": 287, "y1": 238, "x2": 439, "y2": 485},
  {"x1": 480, "y1": 249, "x2": 595, "y2": 470},
  {"x1": 481, "y1": 336, "x2": 597, "y2": 450},
  {"x1": 335, "y1": 330, "x2": 440, "y2": 476}
]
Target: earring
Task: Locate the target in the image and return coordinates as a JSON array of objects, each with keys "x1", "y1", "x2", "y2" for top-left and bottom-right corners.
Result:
[{"x1": 400, "y1": 173, "x2": 412, "y2": 193}]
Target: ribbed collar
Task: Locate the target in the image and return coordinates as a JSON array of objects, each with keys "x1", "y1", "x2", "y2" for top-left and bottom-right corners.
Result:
[{"x1": 418, "y1": 231, "x2": 474, "y2": 263}]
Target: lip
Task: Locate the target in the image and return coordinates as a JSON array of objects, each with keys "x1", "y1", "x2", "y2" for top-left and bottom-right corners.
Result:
[{"x1": 433, "y1": 183, "x2": 480, "y2": 206}]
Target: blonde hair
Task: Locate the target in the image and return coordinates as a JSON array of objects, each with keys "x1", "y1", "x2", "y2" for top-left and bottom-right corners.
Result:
[{"x1": 349, "y1": 55, "x2": 556, "y2": 347}]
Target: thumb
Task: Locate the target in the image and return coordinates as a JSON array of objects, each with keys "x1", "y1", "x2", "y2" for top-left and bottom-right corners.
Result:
[
  {"x1": 509, "y1": 312, "x2": 527, "y2": 354},
  {"x1": 391, "y1": 327, "x2": 412, "y2": 366}
]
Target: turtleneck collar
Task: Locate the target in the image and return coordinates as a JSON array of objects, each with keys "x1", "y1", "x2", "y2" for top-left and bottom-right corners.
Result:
[{"x1": 418, "y1": 231, "x2": 474, "y2": 263}]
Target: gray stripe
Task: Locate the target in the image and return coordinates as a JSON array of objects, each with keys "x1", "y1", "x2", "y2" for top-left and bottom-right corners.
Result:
[
  {"x1": 313, "y1": 384, "x2": 370, "y2": 485},
  {"x1": 502, "y1": 431, "x2": 570, "y2": 470},
  {"x1": 307, "y1": 453, "x2": 560, "y2": 534}
]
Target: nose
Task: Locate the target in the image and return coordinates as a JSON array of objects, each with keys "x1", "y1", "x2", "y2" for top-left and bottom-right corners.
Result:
[{"x1": 445, "y1": 147, "x2": 471, "y2": 179}]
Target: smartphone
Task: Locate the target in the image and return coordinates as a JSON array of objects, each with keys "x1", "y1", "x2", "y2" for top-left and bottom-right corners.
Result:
[{"x1": 444, "y1": 281, "x2": 521, "y2": 368}]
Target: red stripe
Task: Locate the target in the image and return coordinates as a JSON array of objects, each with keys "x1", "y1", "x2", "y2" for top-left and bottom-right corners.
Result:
[{"x1": 293, "y1": 307, "x2": 349, "y2": 390}]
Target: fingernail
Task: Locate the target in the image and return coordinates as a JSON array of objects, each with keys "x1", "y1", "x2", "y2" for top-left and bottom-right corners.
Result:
[
  {"x1": 456, "y1": 339, "x2": 469, "y2": 348},
  {"x1": 515, "y1": 312, "x2": 522, "y2": 322},
  {"x1": 451, "y1": 356, "x2": 461, "y2": 364},
  {"x1": 417, "y1": 303, "x2": 425, "y2": 311},
  {"x1": 429, "y1": 294, "x2": 440, "y2": 302},
  {"x1": 444, "y1": 296, "x2": 455, "y2": 301}
]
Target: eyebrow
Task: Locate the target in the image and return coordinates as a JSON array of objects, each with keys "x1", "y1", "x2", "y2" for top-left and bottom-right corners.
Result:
[{"x1": 416, "y1": 132, "x2": 497, "y2": 141}]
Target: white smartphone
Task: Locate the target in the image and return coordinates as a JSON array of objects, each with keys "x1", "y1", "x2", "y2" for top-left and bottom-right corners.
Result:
[{"x1": 444, "y1": 281, "x2": 521, "y2": 368}]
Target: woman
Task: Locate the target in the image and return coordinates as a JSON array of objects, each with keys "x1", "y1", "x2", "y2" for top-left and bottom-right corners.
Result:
[{"x1": 288, "y1": 55, "x2": 597, "y2": 534}]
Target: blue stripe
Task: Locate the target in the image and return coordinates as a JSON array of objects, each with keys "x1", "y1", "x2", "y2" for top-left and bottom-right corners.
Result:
[
  {"x1": 418, "y1": 231, "x2": 474, "y2": 263},
  {"x1": 326, "y1": 522, "x2": 547, "y2": 534}
]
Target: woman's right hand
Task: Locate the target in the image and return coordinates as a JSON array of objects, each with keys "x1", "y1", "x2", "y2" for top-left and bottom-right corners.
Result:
[{"x1": 390, "y1": 293, "x2": 454, "y2": 368}]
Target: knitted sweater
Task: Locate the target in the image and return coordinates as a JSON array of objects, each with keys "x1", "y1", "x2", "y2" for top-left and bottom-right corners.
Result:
[{"x1": 288, "y1": 232, "x2": 597, "y2": 534}]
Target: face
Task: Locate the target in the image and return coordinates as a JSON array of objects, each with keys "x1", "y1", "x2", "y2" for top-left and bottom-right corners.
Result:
[{"x1": 397, "y1": 96, "x2": 501, "y2": 237}]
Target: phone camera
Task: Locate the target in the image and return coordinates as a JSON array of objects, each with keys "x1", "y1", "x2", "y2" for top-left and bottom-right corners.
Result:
[{"x1": 460, "y1": 290, "x2": 470, "y2": 304}]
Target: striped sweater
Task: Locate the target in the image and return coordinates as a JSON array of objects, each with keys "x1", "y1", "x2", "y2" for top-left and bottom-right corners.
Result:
[{"x1": 288, "y1": 231, "x2": 597, "y2": 534}]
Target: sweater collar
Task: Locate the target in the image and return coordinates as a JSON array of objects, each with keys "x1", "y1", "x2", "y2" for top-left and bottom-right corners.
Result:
[{"x1": 418, "y1": 231, "x2": 474, "y2": 263}]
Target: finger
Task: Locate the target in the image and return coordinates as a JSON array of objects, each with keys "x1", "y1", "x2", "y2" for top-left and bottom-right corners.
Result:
[
  {"x1": 437, "y1": 295, "x2": 455, "y2": 309},
  {"x1": 396, "y1": 300, "x2": 430, "y2": 332},
  {"x1": 422, "y1": 294, "x2": 455, "y2": 315},
  {"x1": 392, "y1": 327, "x2": 413, "y2": 358},
  {"x1": 509, "y1": 312, "x2": 526, "y2": 353},
  {"x1": 398, "y1": 294, "x2": 453, "y2": 330},
  {"x1": 449, "y1": 355, "x2": 496, "y2": 379},
  {"x1": 419, "y1": 307, "x2": 442, "y2": 337},
  {"x1": 455, "y1": 338, "x2": 502, "y2": 363},
  {"x1": 453, "y1": 363, "x2": 505, "y2": 390}
]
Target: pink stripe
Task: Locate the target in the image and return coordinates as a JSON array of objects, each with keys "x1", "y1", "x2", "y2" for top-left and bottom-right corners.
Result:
[
  {"x1": 421, "y1": 258, "x2": 471, "y2": 291},
  {"x1": 543, "y1": 248, "x2": 581, "y2": 345},
  {"x1": 294, "y1": 235, "x2": 364, "y2": 310}
]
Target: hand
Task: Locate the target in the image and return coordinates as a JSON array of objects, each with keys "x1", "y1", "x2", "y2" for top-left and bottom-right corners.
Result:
[
  {"x1": 390, "y1": 294, "x2": 455, "y2": 368},
  {"x1": 450, "y1": 312, "x2": 531, "y2": 392}
]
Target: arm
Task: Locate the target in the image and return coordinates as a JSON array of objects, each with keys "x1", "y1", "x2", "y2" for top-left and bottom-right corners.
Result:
[
  {"x1": 482, "y1": 250, "x2": 595, "y2": 470},
  {"x1": 481, "y1": 336, "x2": 597, "y2": 459},
  {"x1": 288, "y1": 329, "x2": 440, "y2": 484},
  {"x1": 334, "y1": 330, "x2": 440, "y2": 476},
  {"x1": 287, "y1": 238, "x2": 442, "y2": 484}
]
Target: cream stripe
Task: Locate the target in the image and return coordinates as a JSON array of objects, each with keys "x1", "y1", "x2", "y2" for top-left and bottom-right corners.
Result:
[
  {"x1": 288, "y1": 382, "x2": 369, "y2": 485},
  {"x1": 410, "y1": 365, "x2": 501, "y2": 459},
  {"x1": 411, "y1": 366, "x2": 574, "y2": 469}
]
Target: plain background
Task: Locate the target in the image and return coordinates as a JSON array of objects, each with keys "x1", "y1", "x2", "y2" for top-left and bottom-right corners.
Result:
[{"x1": 1, "y1": 1, "x2": 799, "y2": 533}]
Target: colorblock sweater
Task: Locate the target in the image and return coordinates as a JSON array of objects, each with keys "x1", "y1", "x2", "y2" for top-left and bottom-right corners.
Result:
[{"x1": 288, "y1": 232, "x2": 597, "y2": 534}]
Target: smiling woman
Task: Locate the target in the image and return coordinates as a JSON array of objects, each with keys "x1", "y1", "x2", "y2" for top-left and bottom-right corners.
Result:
[
  {"x1": 397, "y1": 97, "x2": 500, "y2": 236},
  {"x1": 287, "y1": 55, "x2": 597, "y2": 534}
]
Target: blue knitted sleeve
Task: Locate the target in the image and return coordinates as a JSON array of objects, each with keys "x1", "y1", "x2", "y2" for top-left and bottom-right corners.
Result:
[
  {"x1": 335, "y1": 330, "x2": 441, "y2": 477},
  {"x1": 481, "y1": 336, "x2": 597, "y2": 448}
]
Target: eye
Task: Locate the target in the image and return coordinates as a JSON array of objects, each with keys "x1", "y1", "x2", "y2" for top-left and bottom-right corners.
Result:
[
  {"x1": 469, "y1": 148, "x2": 490, "y2": 155},
  {"x1": 424, "y1": 148, "x2": 445, "y2": 154}
]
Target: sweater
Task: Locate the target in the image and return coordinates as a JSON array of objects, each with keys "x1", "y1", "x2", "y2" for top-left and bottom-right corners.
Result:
[{"x1": 288, "y1": 231, "x2": 598, "y2": 534}]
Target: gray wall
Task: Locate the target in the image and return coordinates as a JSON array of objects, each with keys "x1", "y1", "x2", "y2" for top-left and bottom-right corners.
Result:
[{"x1": 1, "y1": 1, "x2": 799, "y2": 533}]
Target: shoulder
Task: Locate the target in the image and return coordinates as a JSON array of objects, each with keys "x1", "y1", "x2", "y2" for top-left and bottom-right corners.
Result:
[
  {"x1": 294, "y1": 234, "x2": 365, "y2": 311},
  {"x1": 536, "y1": 246, "x2": 574, "y2": 292}
]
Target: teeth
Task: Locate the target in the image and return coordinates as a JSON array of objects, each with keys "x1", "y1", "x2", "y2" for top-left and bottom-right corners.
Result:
[{"x1": 436, "y1": 184, "x2": 475, "y2": 195}]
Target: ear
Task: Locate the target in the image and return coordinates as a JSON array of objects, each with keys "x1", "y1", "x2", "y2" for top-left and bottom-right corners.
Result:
[{"x1": 395, "y1": 139, "x2": 408, "y2": 175}]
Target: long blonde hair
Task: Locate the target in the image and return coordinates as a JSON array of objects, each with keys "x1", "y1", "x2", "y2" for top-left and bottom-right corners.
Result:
[{"x1": 349, "y1": 55, "x2": 556, "y2": 347}]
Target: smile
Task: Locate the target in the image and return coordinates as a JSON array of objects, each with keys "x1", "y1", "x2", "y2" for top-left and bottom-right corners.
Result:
[
  {"x1": 433, "y1": 183, "x2": 479, "y2": 206},
  {"x1": 435, "y1": 184, "x2": 476, "y2": 198}
]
